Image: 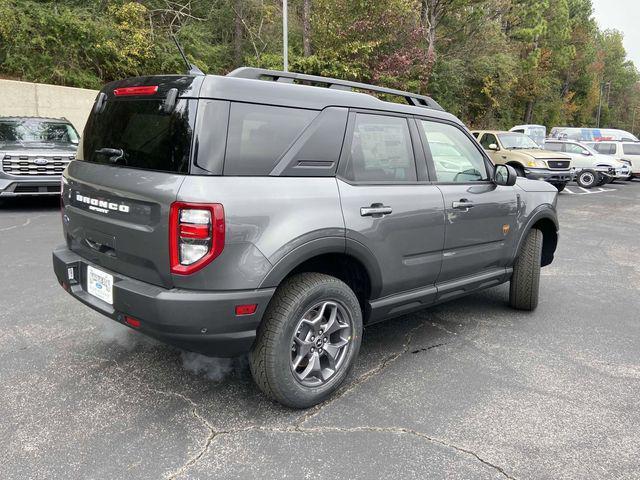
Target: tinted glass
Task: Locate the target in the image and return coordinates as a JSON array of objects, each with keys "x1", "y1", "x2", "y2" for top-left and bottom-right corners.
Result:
[
  {"x1": 421, "y1": 121, "x2": 488, "y2": 182},
  {"x1": 224, "y1": 103, "x2": 317, "y2": 175},
  {"x1": 194, "y1": 100, "x2": 230, "y2": 174},
  {"x1": 480, "y1": 133, "x2": 497, "y2": 149},
  {"x1": 544, "y1": 142, "x2": 563, "y2": 152},
  {"x1": 0, "y1": 119, "x2": 78, "y2": 145},
  {"x1": 345, "y1": 114, "x2": 416, "y2": 182},
  {"x1": 593, "y1": 143, "x2": 615, "y2": 155},
  {"x1": 80, "y1": 99, "x2": 194, "y2": 174},
  {"x1": 623, "y1": 144, "x2": 640, "y2": 155}
]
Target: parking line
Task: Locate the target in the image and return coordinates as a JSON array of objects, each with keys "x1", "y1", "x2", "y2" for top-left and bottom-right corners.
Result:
[
  {"x1": 578, "y1": 187, "x2": 593, "y2": 194},
  {"x1": 564, "y1": 187, "x2": 576, "y2": 194}
]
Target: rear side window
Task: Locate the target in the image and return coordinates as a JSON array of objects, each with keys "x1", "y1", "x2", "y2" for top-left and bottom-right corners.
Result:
[
  {"x1": 544, "y1": 142, "x2": 563, "y2": 152},
  {"x1": 344, "y1": 113, "x2": 416, "y2": 182},
  {"x1": 80, "y1": 99, "x2": 195, "y2": 174},
  {"x1": 623, "y1": 144, "x2": 640, "y2": 155},
  {"x1": 224, "y1": 103, "x2": 317, "y2": 175}
]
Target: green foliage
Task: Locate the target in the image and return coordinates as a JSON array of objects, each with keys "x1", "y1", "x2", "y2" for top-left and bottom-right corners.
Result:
[{"x1": 0, "y1": 0, "x2": 638, "y2": 133}]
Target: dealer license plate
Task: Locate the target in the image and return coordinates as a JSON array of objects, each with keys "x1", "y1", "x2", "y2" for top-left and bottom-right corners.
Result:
[{"x1": 86, "y1": 265, "x2": 113, "y2": 305}]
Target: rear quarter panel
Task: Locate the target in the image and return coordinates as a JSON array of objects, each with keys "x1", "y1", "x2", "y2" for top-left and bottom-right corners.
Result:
[{"x1": 174, "y1": 176, "x2": 345, "y2": 290}]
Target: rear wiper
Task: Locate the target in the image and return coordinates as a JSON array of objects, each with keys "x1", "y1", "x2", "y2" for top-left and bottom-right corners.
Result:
[{"x1": 95, "y1": 147, "x2": 127, "y2": 165}]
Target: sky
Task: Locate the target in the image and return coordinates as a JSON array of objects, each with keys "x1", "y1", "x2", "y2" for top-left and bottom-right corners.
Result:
[{"x1": 591, "y1": 0, "x2": 640, "y2": 67}]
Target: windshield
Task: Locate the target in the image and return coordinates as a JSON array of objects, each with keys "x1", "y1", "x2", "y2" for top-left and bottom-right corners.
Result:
[
  {"x1": 0, "y1": 119, "x2": 79, "y2": 145},
  {"x1": 498, "y1": 133, "x2": 540, "y2": 150}
]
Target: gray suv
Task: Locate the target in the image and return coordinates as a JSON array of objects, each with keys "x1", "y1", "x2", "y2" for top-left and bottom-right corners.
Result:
[
  {"x1": 0, "y1": 117, "x2": 78, "y2": 197},
  {"x1": 52, "y1": 69, "x2": 559, "y2": 408}
]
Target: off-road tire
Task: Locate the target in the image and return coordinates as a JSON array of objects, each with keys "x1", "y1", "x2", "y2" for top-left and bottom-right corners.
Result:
[
  {"x1": 509, "y1": 228, "x2": 543, "y2": 311},
  {"x1": 513, "y1": 165, "x2": 526, "y2": 177},
  {"x1": 577, "y1": 169, "x2": 598, "y2": 188},
  {"x1": 249, "y1": 273, "x2": 363, "y2": 409}
]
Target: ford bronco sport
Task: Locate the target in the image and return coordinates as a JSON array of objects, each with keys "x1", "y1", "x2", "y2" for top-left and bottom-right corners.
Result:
[
  {"x1": 0, "y1": 116, "x2": 78, "y2": 197},
  {"x1": 53, "y1": 68, "x2": 559, "y2": 408}
]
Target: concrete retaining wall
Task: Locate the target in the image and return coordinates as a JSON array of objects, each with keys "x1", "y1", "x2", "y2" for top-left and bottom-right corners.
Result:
[{"x1": 0, "y1": 79, "x2": 98, "y2": 133}]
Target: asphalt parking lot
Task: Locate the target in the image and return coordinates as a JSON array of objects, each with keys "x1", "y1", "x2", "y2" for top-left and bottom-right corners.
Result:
[{"x1": 1, "y1": 182, "x2": 639, "y2": 480}]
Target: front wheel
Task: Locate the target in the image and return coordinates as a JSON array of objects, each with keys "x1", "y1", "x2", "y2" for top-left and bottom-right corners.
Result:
[
  {"x1": 576, "y1": 170, "x2": 598, "y2": 188},
  {"x1": 249, "y1": 273, "x2": 363, "y2": 408},
  {"x1": 509, "y1": 229, "x2": 543, "y2": 311},
  {"x1": 553, "y1": 182, "x2": 567, "y2": 192}
]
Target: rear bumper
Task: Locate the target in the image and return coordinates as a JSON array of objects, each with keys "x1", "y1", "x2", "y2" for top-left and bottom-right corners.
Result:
[
  {"x1": 523, "y1": 168, "x2": 572, "y2": 183},
  {"x1": 52, "y1": 245, "x2": 275, "y2": 357}
]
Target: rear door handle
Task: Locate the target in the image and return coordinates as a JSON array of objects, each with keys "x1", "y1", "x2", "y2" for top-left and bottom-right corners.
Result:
[
  {"x1": 452, "y1": 199, "x2": 475, "y2": 210},
  {"x1": 360, "y1": 204, "x2": 393, "y2": 217}
]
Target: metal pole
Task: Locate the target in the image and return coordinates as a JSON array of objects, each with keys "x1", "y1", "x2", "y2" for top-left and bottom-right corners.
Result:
[
  {"x1": 597, "y1": 82, "x2": 603, "y2": 128},
  {"x1": 283, "y1": 0, "x2": 288, "y2": 72}
]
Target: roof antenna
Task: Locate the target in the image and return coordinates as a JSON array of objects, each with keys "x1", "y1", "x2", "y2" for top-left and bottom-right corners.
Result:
[{"x1": 172, "y1": 34, "x2": 205, "y2": 76}]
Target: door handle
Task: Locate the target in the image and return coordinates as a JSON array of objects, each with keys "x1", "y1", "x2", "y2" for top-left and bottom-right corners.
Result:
[
  {"x1": 452, "y1": 199, "x2": 475, "y2": 210},
  {"x1": 360, "y1": 204, "x2": 393, "y2": 217}
]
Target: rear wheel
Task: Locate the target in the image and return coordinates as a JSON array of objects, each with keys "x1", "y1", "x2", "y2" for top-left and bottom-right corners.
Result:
[
  {"x1": 509, "y1": 229, "x2": 543, "y2": 311},
  {"x1": 249, "y1": 273, "x2": 362, "y2": 409},
  {"x1": 576, "y1": 170, "x2": 598, "y2": 188}
]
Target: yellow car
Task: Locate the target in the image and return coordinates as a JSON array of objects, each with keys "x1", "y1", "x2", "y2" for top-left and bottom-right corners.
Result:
[{"x1": 472, "y1": 130, "x2": 572, "y2": 191}]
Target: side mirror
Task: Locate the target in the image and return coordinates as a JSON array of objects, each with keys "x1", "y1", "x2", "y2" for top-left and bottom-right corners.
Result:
[
  {"x1": 582, "y1": 151, "x2": 591, "y2": 156},
  {"x1": 488, "y1": 143, "x2": 499, "y2": 151},
  {"x1": 494, "y1": 164, "x2": 517, "y2": 186}
]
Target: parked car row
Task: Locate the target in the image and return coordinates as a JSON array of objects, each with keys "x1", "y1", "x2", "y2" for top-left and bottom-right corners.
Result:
[{"x1": 470, "y1": 127, "x2": 638, "y2": 191}]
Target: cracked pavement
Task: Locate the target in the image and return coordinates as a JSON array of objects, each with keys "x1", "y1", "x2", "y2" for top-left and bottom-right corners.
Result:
[{"x1": 1, "y1": 183, "x2": 640, "y2": 479}]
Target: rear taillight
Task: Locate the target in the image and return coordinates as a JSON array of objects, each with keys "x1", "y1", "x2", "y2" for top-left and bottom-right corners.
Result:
[
  {"x1": 169, "y1": 202, "x2": 225, "y2": 275},
  {"x1": 113, "y1": 85, "x2": 158, "y2": 96}
]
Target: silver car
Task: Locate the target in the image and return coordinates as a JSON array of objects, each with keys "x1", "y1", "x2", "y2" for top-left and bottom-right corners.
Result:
[{"x1": 0, "y1": 116, "x2": 78, "y2": 197}]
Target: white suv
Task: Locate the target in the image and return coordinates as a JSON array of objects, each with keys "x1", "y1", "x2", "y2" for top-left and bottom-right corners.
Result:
[
  {"x1": 545, "y1": 139, "x2": 631, "y2": 187},
  {"x1": 586, "y1": 141, "x2": 640, "y2": 180}
]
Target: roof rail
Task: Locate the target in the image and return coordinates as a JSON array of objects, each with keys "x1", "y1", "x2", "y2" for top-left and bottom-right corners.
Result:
[{"x1": 227, "y1": 67, "x2": 443, "y2": 111}]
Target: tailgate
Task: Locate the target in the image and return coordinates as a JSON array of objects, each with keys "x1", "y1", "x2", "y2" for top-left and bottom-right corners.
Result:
[{"x1": 63, "y1": 161, "x2": 184, "y2": 288}]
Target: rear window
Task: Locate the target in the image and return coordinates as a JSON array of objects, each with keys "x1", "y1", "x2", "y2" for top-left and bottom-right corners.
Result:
[
  {"x1": 623, "y1": 144, "x2": 640, "y2": 155},
  {"x1": 80, "y1": 99, "x2": 195, "y2": 174},
  {"x1": 224, "y1": 103, "x2": 317, "y2": 175}
]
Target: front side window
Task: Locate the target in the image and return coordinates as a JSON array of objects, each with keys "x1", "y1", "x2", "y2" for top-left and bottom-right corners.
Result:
[
  {"x1": 480, "y1": 133, "x2": 498, "y2": 150},
  {"x1": 593, "y1": 143, "x2": 615, "y2": 155},
  {"x1": 344, "y1": 113, "x2": 416, "y2": 182},
  {"x1": 421, "y1": 120, "x2": 489, "y2": 182},
  {"x1": 565, "y1": 143, "x2": 588, "y2": 155}
]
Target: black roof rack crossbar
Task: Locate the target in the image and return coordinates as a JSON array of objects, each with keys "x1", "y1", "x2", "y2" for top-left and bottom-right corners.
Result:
[{"x1": 227, "y1": 67, "x2": 443, "y2": 111}]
